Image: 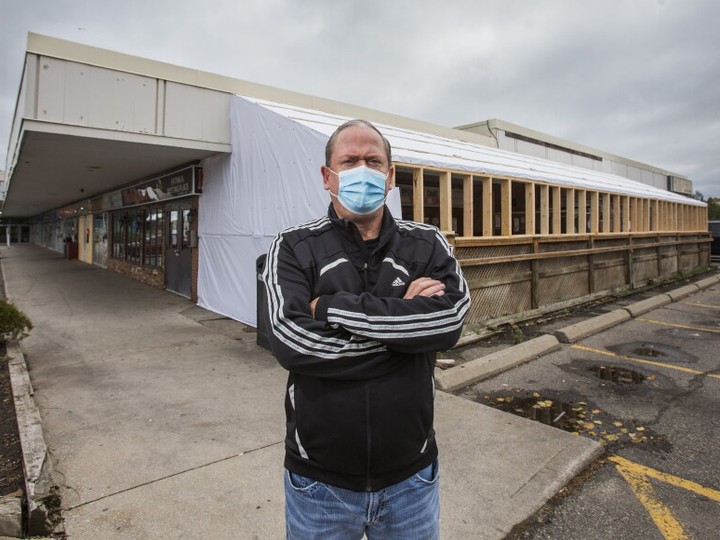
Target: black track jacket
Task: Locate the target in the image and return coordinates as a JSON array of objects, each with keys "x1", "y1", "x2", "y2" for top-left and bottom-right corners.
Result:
[{"x1": 262, "y1": 205, "x2": 470, "y2": 492}]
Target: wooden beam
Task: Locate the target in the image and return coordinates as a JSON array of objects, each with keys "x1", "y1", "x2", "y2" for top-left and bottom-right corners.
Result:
[
  {"x1": 482, "y1": 177, "x2": 493, "y2": 236},
  {"x1": 412, "y1": 167, "x2": 424, "y2": 224},
  {"x1": 439, "y1": 170, "x2": 452, "y2": 232},
  {"x1": 463, "y1": 175, "x2": 473, "y2": 237},
  {"x1": 501, "y1": 178, "x2": 512, "y2": 236},
  {"x1": 540, "y1": 184, "x2": 550, "y2": 235},
  {"x1": 552, "y1": 186, "x2": 562, "y2": 235},
  {"x1": 602, "y1": 193, "x2": 611, "y2": 233},
  {"x1": 630, "y1": 197, "x2": 638, "y2": 232},
  {"x1": 590, "y1": 191, "x2": 599, "y2": 234},
  {"x1": 612, "y1": 195, "x2": 620, "y2": 233},
  {"x1": 622, "y1": 196, "x2": 631, "y2": 232},
  {"x1": 577, "y1": 190, "x2": 587, "y2": 234},
  {"x1": 525, "y1": 182, "x2": 536, "y2": 235},
  {"x1": 565, "y1": 188, "x2": 575, "y2": 234}
]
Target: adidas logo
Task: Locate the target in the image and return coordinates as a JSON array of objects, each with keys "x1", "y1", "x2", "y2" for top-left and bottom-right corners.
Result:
[{"x1": 392, "y1": 277, "x2": 406, "y2": 287}]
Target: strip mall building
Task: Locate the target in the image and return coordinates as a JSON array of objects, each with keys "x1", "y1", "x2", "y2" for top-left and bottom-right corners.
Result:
[{"x1": 1, "y1": 33, "x2": 709, "y2": 331}]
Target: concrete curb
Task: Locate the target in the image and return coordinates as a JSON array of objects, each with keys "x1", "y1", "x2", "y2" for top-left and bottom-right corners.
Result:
[
  {"x1": 436, "y1": 334, "x2": 561, "y2": 392},
  {"x1": 622, "y1": 294, "x2": 672, "y2": 318},
  {"x1": 693, "y1": 275, "x2": 720, "y2": 290},
  {"x1": 665, "y1": 284, "x2": 700, "y2": 301},
  {"x1": 554, "y1": 309, "x2": 631, "y2": 344},
  {"x1": 7, "y1": 343, "x2": 59, "y2": 537}
]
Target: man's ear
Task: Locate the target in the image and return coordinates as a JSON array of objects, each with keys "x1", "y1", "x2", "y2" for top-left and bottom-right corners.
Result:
[
  {"x1": 386, "y1": 165, "x2": 395, "y2": 191},
  {"x1": 321, "y1": 165, "x2": 332, "y2": 191}
]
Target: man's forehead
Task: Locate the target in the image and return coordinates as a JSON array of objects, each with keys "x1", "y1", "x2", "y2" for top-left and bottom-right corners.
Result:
[{"x1": 334, "y1": 125, "x2": 385, "y2": 150}]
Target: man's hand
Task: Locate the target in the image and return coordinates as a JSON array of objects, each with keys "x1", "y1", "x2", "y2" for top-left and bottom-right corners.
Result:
[
  {"x1": 403, "y1": 277, "x2": 445, "y2": 300},
  {"x1": 310, "y1": 297, "x2": 319, "y2": 318}
]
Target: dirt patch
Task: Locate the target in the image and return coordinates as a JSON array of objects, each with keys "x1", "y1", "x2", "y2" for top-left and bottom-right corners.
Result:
[{"x1": 0, "y1": 345, "x2": 25, "y2": 497}]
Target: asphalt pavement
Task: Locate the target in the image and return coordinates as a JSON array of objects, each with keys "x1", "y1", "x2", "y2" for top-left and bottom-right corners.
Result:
[{"x1": 1, "y1": 244, "x2": 602, "y2": 539}]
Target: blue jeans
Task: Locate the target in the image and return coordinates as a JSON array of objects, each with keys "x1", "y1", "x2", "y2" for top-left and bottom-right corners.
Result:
[{"x1": 284, "y1": 461, "x2": 440, "y2": 540}]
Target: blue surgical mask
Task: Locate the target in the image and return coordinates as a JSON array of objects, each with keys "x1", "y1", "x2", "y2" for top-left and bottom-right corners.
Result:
[{"x1": 329, "y1": 165, "x2": 388, "y2": 215}]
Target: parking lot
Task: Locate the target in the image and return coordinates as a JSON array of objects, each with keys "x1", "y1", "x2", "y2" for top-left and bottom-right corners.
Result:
[{"x1": 454, "y1": 275, "x2": 720, "y2": 539}]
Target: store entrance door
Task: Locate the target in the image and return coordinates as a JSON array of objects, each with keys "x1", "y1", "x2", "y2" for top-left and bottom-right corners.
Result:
[{"x1": 165, "y1": 201, "x2": 192, "y2": 298}]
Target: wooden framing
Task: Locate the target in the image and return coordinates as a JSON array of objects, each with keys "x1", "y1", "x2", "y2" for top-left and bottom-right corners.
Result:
[
  {"x1": 463, "y1": 175, "x2": 473, "y2": 237},
  {"x1": 602, "y1": 193, "x2": 611, "y2": 233},
  {"x1": 392, "y1": 162, "x2": 706, "y2": 239},
  {"x1": 501, "y1": 179, "x2": 512, "y2": 236},
  {"x1": 566, "y1": 188, "x2": 575, "y2": 234},
  {"x1": 439, "y1": 171, "x2": 452, "y2": 232},
  {"x1": 412, "y1": 168, "x2": 424, "y2": 224},
  {"x1": 525, "y1": 183, "x2": 535, "y2": 236},
  {"x1": 552, "y1": 186, "x2": 562, "y2": 235},
  {"x1": 540, "y1": 184, "x2": 550, "y2": 235},
  {"x1": 482, "y1": 177, "x2": 493, "y2": 236},
  {"x1": 577, "y1": 190, "x2": 587, "y2": 234}
]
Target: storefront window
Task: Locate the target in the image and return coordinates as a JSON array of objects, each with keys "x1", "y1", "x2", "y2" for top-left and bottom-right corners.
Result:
[
  {"x1": 144, "y1": 208, "x2": 164, "y2": 269},
  {"x1": 126, "y1": 210, "x2": 143, "y2": 264},
  {"x1": 112, "y1": 213, "x2": 125, "y2": 259}
]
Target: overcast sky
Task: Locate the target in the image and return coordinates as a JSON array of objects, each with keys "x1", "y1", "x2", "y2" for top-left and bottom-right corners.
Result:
[{"x1": 1, "y1": 0, "x2": 718, "y2": 196}]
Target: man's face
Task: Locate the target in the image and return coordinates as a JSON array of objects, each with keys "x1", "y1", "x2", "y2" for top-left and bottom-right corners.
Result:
[{"x1": 322, "y1": 125, "x2": 394, "y2": 219}]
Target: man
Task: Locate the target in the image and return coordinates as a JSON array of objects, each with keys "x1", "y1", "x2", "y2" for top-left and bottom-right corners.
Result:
[{"x1": 263, "y1": 119, "x2": 470, "y2": 539}]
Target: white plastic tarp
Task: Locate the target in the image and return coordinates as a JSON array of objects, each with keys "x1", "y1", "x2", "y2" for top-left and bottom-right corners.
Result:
[{"x1": 197, "y1": 95, "x2": 401, "y2": 326}]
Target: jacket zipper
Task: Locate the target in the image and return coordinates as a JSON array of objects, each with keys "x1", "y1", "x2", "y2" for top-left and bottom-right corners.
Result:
[{"x1": 365, "y1": 384, "x2": 372, "y2": 491}]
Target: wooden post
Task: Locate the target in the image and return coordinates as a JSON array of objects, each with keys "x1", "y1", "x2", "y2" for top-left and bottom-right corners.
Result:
[
  {"x1": 482, "y1": 177, "x2": 493, "y2": 236},
  {"x1": 552, "y1": 186, "x2": 562, "y2": 235},
  {"x1": 463, "y1": 175, "x2": 473, "y2": 237},
  {"x1": 630, "y1": 198, "x2": 638, "y2": 232},
  {"x1": 439, "y1": 170, "x2": 453, "y2": 232},
  {"x1": 590, "y1": 191, "x2": 599, "y2": 234},
  {"x1": 578, "y1": 190, "x2": 587, "y2": 234},
  {"x1": 612, "y1": 195, "x2": 620, "y2": 233},
  {"x1": 566, "y1": 188, "x2": 575, "y2": 234},
  {"x1": 602, "y1": 193, "x2": 611, "y2": 233},
  {"x1": 501, "y1": 178, "x2": 512, "y2": 236},
  {"x1": 540, "y1": 184, "x2": 550, "y2": 235},
  {"x1": 412, "y1": 168, "x2": 424, "y2": 224},
  {"x1": 623, "y1": 196, "x2": 631, "y2": 232},
  {"x1": 525, "y1": 182, "x2": 535, "y2": 235}
]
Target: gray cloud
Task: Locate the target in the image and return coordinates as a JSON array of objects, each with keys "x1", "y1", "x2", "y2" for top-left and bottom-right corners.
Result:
[{"x1": 2, "y1": 0, "x2": 718, "y2": 196}]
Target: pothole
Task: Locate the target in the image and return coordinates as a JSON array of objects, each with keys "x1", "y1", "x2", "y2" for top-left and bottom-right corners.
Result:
[
  {"x1": 632, "y1": 347, "x2": 664, "y2": 358},
  {"x1": 609, "y1": 342, "x2": 697, "y2": 364},
  {"x1": 588, "y1": 365, "x2": 645, "y2": 384}
]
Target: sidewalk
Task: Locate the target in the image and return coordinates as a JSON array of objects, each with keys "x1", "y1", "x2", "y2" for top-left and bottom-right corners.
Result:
[{"x1": 2, "y1": 245, "x2": 601, "y2": 539}]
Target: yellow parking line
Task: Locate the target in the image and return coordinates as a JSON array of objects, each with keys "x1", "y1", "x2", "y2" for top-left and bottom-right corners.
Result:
[
  {"x1": 681, "y1": 301, "x2": 720, "y2": 310},
  {"x1": 636, "y1": 317, "x2": 720, "y2": 334},
  {"x1": 610, "y1": 455, "x2": 720, "y2": 540},
  {"x1": 613, "y1": 462, "x2": 688, "y2": 540},
  {"x1": 610, "y1": 456, "x2": 720, "y2": 502},
  {"x1": 571, "y1": 344, "x2": 720, "y2": 380}
]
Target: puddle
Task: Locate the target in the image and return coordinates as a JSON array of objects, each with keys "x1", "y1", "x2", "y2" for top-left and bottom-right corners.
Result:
[
  {"x1": 588, "y1": 365, "x2": 645, "y2": 384},
  {"x1": 475, "y1": 389, "x2": 667, "y2": 450}
]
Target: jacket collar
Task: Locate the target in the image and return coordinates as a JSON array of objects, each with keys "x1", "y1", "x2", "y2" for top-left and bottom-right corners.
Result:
[{"x1": 327, "y1": 204, "x2": 398, "y2": 248}]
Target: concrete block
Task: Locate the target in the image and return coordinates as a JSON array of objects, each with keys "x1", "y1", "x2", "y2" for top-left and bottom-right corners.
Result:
[
  {"x1": 623, "y1": 295, "x2": 672, "y2": 318},
  {"x1": 665, "y1": 284, "x2": 700, "y2": 302},
  {"x1": 694, "y1": 275, "x2": 720, "y2": 290},
  {"x1": 554, "y1": 309, "x2": 631, "y2": 344},
  {"x1": 7, "y1": 343, "x2": 58, "y2": 537},
  {"x1": 0, "y1": 495, "x2": 23, "y2": 538},
  {"x1": 435, "y1": 334, "x2": 560, "y2": 392}
]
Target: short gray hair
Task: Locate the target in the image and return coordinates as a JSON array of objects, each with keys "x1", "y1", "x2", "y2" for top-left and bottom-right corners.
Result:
[{"x1": 325, "y1": 119, "x2": 392, "y2": 167}]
